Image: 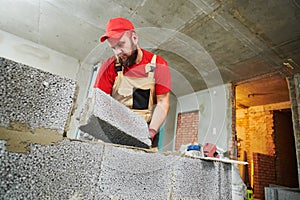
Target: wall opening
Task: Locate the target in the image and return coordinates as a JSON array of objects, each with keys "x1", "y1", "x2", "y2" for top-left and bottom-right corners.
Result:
[{"x1": 235, "y1": 73, "x2": 298, "y2": 199}]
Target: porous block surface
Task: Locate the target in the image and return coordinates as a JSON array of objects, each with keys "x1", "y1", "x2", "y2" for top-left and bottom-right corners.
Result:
[
  {"x1": 99, "y1": 145, "x2": 174, "y2": 199},
  {"x1": 79, "y1": 89, "x2": 151, "y2": 148},
  {"x1": 0, "y1": 139, "x2": 232, "y2": 200},
  {"x1": 0, "y1": 140, "x2": 104, "y2": 199},
  {"x1": 0, "y1": 57, "x2": 77, "y2": 133},
  {"x1": 172, "y1": 157, "x2": 232, "y2": 199}
]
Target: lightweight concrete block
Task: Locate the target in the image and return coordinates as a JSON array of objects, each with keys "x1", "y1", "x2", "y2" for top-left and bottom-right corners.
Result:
[
  {"x1": 0, "y1": 140, "x2": 104, "y2": 199},
  {"x1": 98, "y1": 145, "x2": 174, "y2": 199},
  {"x1": 79, "y1": 88, "x2": 151, "y2": 148},
  {"x1": 0, "y1": 57, "x2": 77, "y2": 133},
  {"x1": 172, "y1": 157, "x2": 232, "y2": 200},
  {"x1": 99, "y1": 145, "x2": 232, "y2": 200},
  {"x1": 265, "y1": 186, "x2": 300, "y2": 200},
  {"x1": 1, "y1": 138, "x2": 233, "y2": 199},
  {"x1": 219, "y1": 162, "x2": 233, "y2": 199},
  {"x1": 277, "y1": 188, "x2": 300, "y2": 200}
]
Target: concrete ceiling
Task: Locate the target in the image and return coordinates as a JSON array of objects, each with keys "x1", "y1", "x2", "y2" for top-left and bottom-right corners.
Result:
[
  {"x1": 0, "y1": 0, "x2": 299, "y2": 107},
  {"x1": 236, "y1": 73, "x2": 290, "y2": 108}
]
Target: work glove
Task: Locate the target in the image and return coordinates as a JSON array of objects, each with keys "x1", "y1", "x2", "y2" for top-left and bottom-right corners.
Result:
[{"x1": 148, "y1": 128, "x2": 157, "y2": 142}]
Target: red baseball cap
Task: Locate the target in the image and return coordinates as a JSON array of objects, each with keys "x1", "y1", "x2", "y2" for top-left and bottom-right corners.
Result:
[{"x1": 100, "y1": 17, "x2": 135, "y2": 42}]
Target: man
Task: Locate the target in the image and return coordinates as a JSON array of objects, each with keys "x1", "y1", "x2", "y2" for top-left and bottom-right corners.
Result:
[{"x1": 94, "y1": 17, "x2": 172, "y2": 148}]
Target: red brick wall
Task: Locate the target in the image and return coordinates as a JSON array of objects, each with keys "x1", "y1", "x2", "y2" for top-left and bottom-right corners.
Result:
[
  {"x1": 175, "y1": 111, "x2": 199, "y2": 150},
  {"x1": 236, "y1": 106, "x2": 276, "y2": 187},
  {"x1": 253, "y1": 153, "x2": 276, "y2": 200}
]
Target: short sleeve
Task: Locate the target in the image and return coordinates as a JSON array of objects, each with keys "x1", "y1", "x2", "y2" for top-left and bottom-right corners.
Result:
[
  {"x1": 154, "y1": 56, "x2": 172, "y2": 95},
  {"x1": 94, "y1": 57, "x2": 116, "y2": 95}
]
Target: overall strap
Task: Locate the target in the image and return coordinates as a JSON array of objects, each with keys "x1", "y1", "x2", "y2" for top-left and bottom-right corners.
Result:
[
  {"x1": 150, "y1": 54, "x2": 157, "y2": 72},
  {"x1": 114, "y1": 56, "x2": 123, "y2": 72},
  {"x1": 145, "y1": 54, "x2": 157, "y2": 78},
  {"x1": 113, "y1": 56, "x2": 124, "y2": 93}
]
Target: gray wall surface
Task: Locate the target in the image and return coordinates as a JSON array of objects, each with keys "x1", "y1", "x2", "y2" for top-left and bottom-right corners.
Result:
[
  {"x1": 265, "y1": 186, "x2": 300, "y2": 200},
  {"x1": 0, "y1": 139, "x2": 232, "y2": 200},
  {"x1": 0, "y1": 57, "x2": 77, "y2": 134}
]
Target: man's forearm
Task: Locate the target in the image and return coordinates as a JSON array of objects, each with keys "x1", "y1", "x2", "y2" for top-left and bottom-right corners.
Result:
[{"x1": 149, "y1": 92, "x2": 170, "y2": 132}]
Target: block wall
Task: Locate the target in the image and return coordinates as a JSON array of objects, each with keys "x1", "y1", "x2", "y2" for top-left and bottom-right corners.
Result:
[
  {"x1": 175, "y1": 111, "x2": 199, "y2": 150},
  {"x1": 0, "y1": 56, "x2": 233, "y2": 199},
  {"x1": 0, "y1": 139, "x2": 233, "y2": 200},
  {"x1": 0, "y1": 57, "x2": 77, "y2": 134}
]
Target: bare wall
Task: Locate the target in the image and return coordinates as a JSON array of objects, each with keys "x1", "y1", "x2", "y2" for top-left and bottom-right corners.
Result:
[{"x1": 176, "y1": 84, "x2": 232, "y2": 151}]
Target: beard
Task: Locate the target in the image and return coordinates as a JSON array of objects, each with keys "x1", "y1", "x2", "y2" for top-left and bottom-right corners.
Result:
[
  {"x1": 119, "y1": 38, "x2": 138, "y2": 67},
  {"x1": 121, "y1": 48, "x2": 138, "y2": 67}
]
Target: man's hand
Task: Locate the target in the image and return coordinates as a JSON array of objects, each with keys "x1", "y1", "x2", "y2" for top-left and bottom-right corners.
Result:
[{"x1": 148, "y1": 128, "x2": 157, "y2": 142}]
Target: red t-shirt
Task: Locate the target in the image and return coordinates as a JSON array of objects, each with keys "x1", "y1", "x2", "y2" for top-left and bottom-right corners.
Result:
[{"x1": 94, "y1": 49, "x2": 172, "y2": 95}]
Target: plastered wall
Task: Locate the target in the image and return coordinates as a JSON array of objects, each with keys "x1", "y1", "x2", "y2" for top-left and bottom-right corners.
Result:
[
  {"x1": 0, "y1": 30, "x2": 79, "y2": 80},
  {"x1": 176, "y1": 84, "x2": 232, "y2": 151}
]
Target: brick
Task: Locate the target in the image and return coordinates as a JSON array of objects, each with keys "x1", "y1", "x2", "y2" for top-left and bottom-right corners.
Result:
[{"x1": 175, "y1": 112, "x2": 199, "y2": 150}]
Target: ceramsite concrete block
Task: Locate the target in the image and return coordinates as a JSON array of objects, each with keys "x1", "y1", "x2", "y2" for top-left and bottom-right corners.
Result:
[
  {"x1": 0, "y1": 139, "x2": 104, "y2": 199},
  {"x1": 98, "y1": 145, "x2": 174, "y2": 199},
  {"x1": 0, "y1": 57, "x2": 77, "y2": 134},
  {"x1": 79, "y1": 88, "x2": 151, "y2": 149},
  {"x1": 265, "y1": 186, "x2": 300, "y2": 200},
  {"x1": 0, "y1": 138, "x2": 233, "y2": 199},
  {"x1": 171, "y1": 157, "x2": 232, "y2": 200},
  {"x1": 0, "y1": 56, "x2": 233, "y2": 200}
]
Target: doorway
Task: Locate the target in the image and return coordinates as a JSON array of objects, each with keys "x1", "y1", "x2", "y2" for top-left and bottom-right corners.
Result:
[{"x1": 235, "y1": 73, "x2": 298, "y2": 198}]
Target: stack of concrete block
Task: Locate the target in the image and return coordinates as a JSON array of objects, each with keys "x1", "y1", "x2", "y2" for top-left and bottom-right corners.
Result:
[
  {"x1": 0, "y1": 139, "x2": 232, "y2": 199},
  {"x1": 0, "y1": 57, "x2": 77, "y2": 134},
  {"x1": 79, "y1": 88, "x2": 151, "y2": 148},
  {"x1": 0, "y1": 56, "x2": 233, "y2": 199}
]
